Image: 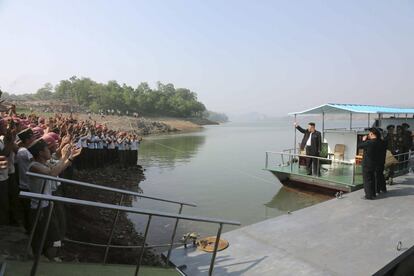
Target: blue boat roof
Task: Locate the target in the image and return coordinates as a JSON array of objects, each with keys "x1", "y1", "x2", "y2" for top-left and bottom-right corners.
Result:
[{"x1": 289, "y1": 103, "x2": 414, "y2": 115}]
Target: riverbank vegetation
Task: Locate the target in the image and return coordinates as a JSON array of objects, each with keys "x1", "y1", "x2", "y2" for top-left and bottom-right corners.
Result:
[{"x1": 6, "y1": 77, "x2": 209, "y2": 118}]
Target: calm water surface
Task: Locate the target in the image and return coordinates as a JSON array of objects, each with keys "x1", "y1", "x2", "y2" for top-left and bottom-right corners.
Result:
[{"x1": 129, "y1": 119, "x2": 334, "y2": 248}]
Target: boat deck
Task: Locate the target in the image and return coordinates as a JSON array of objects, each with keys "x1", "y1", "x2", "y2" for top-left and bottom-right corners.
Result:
[
  {"x1": 168, "y1": 173, "x2": 414, "y2": 275},
  {"x1": 266, "y1": 161, "x2": 364, "y2": 192}
]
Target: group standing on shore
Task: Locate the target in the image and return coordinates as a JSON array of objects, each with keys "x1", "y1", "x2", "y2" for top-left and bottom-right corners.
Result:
[{"x1": 0, "y1": 103, "x2": 142, "y2": 260}]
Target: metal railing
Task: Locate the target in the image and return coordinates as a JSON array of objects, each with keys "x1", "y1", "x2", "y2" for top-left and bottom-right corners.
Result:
[
  {"x1": 25, "y1": 172, "x2": 197, "y2": 266},
  {"x1": 265, "y1": 151, "x2": 357, "y2": 185},
  {"x1": 26, "y1": 172, "x2": 197, "y2": 207},
  {"x1": 21, "y1": 191, "x2": 240, "y2": 276},
  {"x1": 265, "y1": 150, "x2": 414, "y2": 186},
  {"x1": 390, "y1": 151, "x2": 414, "y2": 175}
]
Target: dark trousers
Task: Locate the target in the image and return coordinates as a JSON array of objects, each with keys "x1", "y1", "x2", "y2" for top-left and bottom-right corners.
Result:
[
  {"x1": 8, "y1": 173, "x2": 20, "y2": 224},
  {"x1": 0, "y1": 179, "x2": 9, "y2": 225},
  {"x1": 20, "y1": 188, "x2": 32, "y2": 233},
  {"x1": 30, "y1": 206, "x2": 61, "y2": 258},
  {"x1": 363, "y1": 168, "x2": 376, "y2": 199},
  {"x1": 53, "y1": 186, "x2": 67, "y2": 240},
  {"x1": 375, "y1": 166, "x2": 386, "y2": 193},
  {"x1": 132, "y1": 150, "x2": 138, "y2": 166},
  {"x1": 306, "y1": 146, "x2": 320, "y2": 176}
]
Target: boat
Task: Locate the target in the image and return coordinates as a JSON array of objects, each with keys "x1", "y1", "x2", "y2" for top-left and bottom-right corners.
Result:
[{"x1": 265, "y1": 103, "x2": 414, "y2": 193}]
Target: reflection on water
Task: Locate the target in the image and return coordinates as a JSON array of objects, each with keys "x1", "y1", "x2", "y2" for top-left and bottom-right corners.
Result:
[
  {"x1": 264, "y1": 186, "x2": 331, "y2": 213},
  {"x1": 139, "y1": 133, "x2": 206, "y2": 168}
]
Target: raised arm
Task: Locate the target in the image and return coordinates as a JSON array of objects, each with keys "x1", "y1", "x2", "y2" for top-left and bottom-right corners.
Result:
[
  {"x1": 357, "y1": 140, "x2": 370, "y2": 150},
  {"x1": 295, "y1": 124, "x2": 306, "y2": 134}
]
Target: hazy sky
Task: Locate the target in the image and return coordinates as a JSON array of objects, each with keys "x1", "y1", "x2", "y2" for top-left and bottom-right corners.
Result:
[{"x1": 0, "y1": 0, "x2": 413, "y2": 116}]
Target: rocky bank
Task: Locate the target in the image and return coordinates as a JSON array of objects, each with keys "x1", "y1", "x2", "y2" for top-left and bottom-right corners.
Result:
[{"x1": 61, "y1": 164, "x2": 162, "y2": 266}]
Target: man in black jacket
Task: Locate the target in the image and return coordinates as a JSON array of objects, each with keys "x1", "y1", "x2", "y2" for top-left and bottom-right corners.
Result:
[
  {"x1": 295, "y1": 122, "x2": 322, "y2": 176},
  {"x1": 376, "y1": 130, "x2": 387, "y2": 193},
  {"x1": 358, "y1": 128, "x2": 381, "y2": 200}
]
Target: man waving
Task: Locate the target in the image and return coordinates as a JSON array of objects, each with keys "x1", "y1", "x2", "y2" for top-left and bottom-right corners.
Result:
[{"x1": 295, "y1": 122, "x2": 322, "y2": 176}]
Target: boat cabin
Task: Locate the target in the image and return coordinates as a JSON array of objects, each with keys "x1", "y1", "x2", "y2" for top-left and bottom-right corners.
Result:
[
  {"x1": 291, "y1": 103, "x2": 414, "y2": 163},
  {"x1": 265, "y1": 103, "x2": 414, "y2": 193}
]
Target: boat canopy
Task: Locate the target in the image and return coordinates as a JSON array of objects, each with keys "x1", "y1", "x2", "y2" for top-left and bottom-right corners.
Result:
[{"x1": 289, "y1": 103, "x2": 414, "y2": 115}]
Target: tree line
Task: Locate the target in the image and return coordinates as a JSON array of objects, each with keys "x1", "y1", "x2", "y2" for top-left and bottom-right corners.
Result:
[{"x1": 31, "y1": 76, "x2": 207, "y2": 117}]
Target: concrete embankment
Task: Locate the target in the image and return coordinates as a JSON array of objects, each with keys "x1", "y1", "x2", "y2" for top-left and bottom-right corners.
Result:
[{"x1": 169, "y1": 173, "x2": 414, "y2": 275}]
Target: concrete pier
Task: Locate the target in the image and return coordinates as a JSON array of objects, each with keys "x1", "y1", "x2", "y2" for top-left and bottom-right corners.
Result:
[{"x1": 168, "y1": 173, "x2": 414, "y2": 275}]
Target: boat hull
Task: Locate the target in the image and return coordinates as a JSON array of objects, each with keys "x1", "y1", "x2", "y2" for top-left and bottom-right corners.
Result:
[{"x1": 270, "y1": 170, "x2": 357, "y2": 193}]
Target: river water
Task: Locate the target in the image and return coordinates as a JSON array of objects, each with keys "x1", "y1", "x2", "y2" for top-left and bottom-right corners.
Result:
[{"x1": 129, "y1": 119, "x2": 332, "y2": 249}]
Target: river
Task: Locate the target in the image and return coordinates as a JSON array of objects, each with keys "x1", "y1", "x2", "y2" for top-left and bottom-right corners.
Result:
[{"x1": 128, "y1": 119, "x2": 341, "y2": 250}]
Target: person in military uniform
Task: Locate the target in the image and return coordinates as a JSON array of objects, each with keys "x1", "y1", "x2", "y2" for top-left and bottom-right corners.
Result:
[
  {"x1": 384, "y1": 125, "x2": 397, "y2": 154},
  {"x1": 384, "y1": 125, "x2": 397, "y2": 178},
  {"x1": 401, "y1": 123, "x2": 412, "y2": 169},
  {"x1": 358, "y1": 128, "x2": 382, "y2": 200},
  {"x1": 395, "y1": 125, "x2": 406, "y2": 171}
]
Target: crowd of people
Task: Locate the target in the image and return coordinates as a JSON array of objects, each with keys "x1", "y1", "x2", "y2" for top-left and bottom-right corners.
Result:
[{"x1": 0, "y1": 104, "x2": 142, "y2": 260}]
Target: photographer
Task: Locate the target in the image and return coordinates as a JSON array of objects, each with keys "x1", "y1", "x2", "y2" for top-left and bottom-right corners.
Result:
[{"x1": 358, "y1": 128, "x2": 382, "y2": 200}]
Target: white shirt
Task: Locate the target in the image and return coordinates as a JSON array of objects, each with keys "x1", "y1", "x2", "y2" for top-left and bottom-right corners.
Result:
[
  {"x1": 306, "y1": 133, "x2": 313, "y2": 146},
  {"x1": 47, "y1": 157, "x2": 61, "y2": 192},
  {"x1": 79, "y1": 135, "x2": 89, "y2": 148},
  {"x1": 87, "y1": 135, "x2": 96, "y2": 149},
  {"x1": 117, "y1": 138, "x2": 125, "y2": 151},
  {"x1": 107, "y1": 136, "x2": 115, "y2": 149},
  {"x1": 101, "y1": 135, "x2": 107, "y2": 148},
  {"x1": 28, "y1": 162, "x2": 55, "y2": 209},
  {"x1": 124, "y1": 139, "x2": 130, "y2": 150},
  {"x1": 16, "y1": 147, "x2": 33, "y2": 189},
  {"x1": 130, "y1": 140, "x2": 138, "y2": 151},
  {"x1": 96, "y1": 135, "x2": 104, "y2": 149}
]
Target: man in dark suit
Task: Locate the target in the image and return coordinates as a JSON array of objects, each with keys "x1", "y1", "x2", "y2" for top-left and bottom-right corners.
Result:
[
  {"x1": 376, "y1": 129, "x2": 387, "y2": 194},
  {"x1": 295, "y1": 122, "x2": 322, "y2": 176},
  {"x1": 358, "y1": 128, "x2": 381, "y2": 200}
]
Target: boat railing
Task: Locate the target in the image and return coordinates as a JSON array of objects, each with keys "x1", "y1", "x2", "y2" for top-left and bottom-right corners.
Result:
[
  {"x1": 324, "y1": 127, "x2": 368, "y2": 132},
  {"x1": 25, "y1": 172, "x2": 197, "y2": 268},
  {"x1": 266, "y1": 151, "x2": 354, "y2": 165},
  {"x1": 324, "y1": 127, "x2": 349, "y2": 131},
  {"x1": 390, "y1": 150, "x2": 414, "y2": 175},
  {"x1": 265, "y1": 150, "x2": 414, "y2": 186},
  {"x1": 20, "y1": 191, "x2": 240, "y2": 276},
  {"x1": 265, "y1": 150, "x2": 357, "y2": 184}
]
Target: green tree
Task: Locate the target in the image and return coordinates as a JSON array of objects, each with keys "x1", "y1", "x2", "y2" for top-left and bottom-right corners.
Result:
[{"x1": 35, "y1": 83, "x2": 54, "y2": 100}]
